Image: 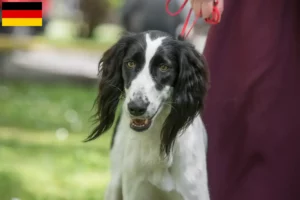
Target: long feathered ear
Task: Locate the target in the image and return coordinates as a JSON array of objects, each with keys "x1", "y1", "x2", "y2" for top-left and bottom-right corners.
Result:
[
  {"x1": 85, "y1": 36, "x2": 130, "y2": 142},
  {"x1": 161, "y1": 42, "x2": 209, "y2": 155}
]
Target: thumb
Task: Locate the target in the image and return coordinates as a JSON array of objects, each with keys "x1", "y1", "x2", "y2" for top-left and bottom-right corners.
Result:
[
  {"x1": 217, "y1": 0, "x2": 224, "y2": 15},
  {"x1": 191, "y1": 0, "x2": 203, "y2": 17},
  {"x1": 201, "y1": 1, "x2": 213, "y2": 18}
]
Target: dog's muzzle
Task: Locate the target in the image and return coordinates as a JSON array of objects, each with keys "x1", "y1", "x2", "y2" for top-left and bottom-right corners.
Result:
[{"x1": 127, "y1": 99, "x2": 152, "y2": 132}]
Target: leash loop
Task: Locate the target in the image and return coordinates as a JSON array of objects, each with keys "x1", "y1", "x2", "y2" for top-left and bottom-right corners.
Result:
[
  {"x1": 165, "y1": 0, "x2": 189, "y2": 16},
  {"x1": 204, "y1": 0, "x2": 221, "y2": 24}
]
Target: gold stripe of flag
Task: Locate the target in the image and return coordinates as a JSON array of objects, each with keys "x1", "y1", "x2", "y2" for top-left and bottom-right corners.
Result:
[{"x1": 2, "y1": 18, "x2": 43, "y2": 27}]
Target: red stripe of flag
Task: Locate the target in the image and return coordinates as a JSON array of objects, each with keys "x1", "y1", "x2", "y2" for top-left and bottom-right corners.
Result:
[{"x1": 2, "y1": 10, "x2": 43, "y2": 18}]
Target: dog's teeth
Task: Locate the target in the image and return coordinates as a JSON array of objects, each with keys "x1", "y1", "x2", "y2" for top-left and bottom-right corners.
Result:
[{"x1": 130, "y1": 118, "x2": 151, "y2": 129}]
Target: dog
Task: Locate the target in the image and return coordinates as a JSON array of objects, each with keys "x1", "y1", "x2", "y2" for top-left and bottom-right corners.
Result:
[{"x1": 85, "y1": 30, "x2": 210, "y2": 200}]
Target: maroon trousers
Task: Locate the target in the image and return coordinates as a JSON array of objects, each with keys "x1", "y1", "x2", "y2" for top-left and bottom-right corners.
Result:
[{"x1": 203, "y1": 0, "x2": 300, "y2": 199}]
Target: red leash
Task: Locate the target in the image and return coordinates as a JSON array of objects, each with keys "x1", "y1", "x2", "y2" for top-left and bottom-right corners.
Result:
[{"x1": 166, "y1": 0, "x2": 220, "y2": 39}]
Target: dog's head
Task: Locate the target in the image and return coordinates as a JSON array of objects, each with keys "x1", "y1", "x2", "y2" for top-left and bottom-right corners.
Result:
[{"x1": 86, "y1": 31, "x2": 209, "y2": 155}]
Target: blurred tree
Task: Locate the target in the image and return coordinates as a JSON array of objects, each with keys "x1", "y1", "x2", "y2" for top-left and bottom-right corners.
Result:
[
  {"x1": 109, "y1": 0, "x2": 123, "y2": 8},
  {"x1": 120, "y1": 0, "x2": 182, "y2": 37},
  {"x1": 78, "y1": 0, "x2": 110, "y2": 38}
]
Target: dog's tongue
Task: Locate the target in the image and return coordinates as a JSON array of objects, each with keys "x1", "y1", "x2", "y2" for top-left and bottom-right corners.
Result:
[{"x1": 133, "y1": 119, "x2": 147, "y2": 125}]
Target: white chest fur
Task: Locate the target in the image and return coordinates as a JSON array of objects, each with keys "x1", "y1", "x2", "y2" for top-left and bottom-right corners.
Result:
[
  {"x1": 123, "y1": 129, "x2": 175, "y2": 191},
  {"x1": 108, "y1": 112, "x2": 209, "y2": 200}
]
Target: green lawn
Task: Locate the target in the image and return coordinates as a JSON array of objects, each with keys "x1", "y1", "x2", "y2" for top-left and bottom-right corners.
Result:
[{"x1": 0, "y1": 80, "x2": 115, "y2": 200}]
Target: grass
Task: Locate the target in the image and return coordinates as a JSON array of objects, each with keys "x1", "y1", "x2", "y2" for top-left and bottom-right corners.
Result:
[
  {"x1": 0, "y1": 79, "x2": 117, "y2": 200},
  {"x1": 0, "y1": 80, "x2": 96, "y2": 132}
]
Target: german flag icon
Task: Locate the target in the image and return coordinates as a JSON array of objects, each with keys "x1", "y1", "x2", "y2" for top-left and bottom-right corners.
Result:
[{"x1": 1, "y1": 2, "x2": 43, "y2": 27}]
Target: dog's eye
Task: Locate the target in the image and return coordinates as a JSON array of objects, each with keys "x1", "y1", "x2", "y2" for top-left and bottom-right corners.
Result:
[
  {"x1": 159, "y1": 64, "x2": 169, "y2": 72},
  {"x1": 126, "y1": 61, "x2": 136, "y2": 69}
]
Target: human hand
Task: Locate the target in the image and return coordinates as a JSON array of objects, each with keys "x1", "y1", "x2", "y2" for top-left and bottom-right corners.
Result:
[{"x1": 190, "y1": 0, "x2": 224, "y2": 19}]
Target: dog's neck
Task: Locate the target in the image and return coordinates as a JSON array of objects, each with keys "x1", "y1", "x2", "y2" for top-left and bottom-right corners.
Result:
[{"x1": 119, "y1": 103, "x2": 174, "y2": 169}]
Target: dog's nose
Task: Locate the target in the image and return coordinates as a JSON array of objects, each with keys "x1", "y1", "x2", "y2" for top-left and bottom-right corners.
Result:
[{"x1": 128, "y1": 100, "x2": 149, "y2": 116}]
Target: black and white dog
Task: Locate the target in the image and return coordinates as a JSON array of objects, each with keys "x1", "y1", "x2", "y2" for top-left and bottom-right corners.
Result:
[{"x1": 86, "y1": 30, "x2": 210, "y2": 200}]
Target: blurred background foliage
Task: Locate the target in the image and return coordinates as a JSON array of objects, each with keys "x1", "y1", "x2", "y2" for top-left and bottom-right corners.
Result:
[
  {"x1": 109, "y1": 0, "x2": 123, "y2": 8},
  {"x1": 0, "y1": 80, "x2": 111, "y2": 200}
]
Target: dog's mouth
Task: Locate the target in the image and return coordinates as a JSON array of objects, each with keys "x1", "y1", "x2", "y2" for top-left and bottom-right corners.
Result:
[
  {"x1": 130, "y1": 118, "x2": 152, "y2": 132},
  {"x1": 128, "y1": 102, "x2": 163, "y2": 132}
]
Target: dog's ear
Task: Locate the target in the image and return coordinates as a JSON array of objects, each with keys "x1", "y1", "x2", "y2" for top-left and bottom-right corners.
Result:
[
  {"x1": 161, "y1": 42, "x2": 209, "y2": 155},
  {"x1": 85, "y1": 35, "x2": 130, "y2": 142}
]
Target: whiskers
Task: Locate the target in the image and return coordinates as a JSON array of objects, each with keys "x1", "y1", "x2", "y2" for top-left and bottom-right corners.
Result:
[
  {"x1": 107, "y1": 83, "x2": 123, "y2": 93},
  {"x1": 162, "y1": 102, "x2": 178, "y2": 113}
]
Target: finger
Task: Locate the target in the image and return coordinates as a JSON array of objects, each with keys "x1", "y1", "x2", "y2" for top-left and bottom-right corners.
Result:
[
  {"x1": 191, "y1": 0, "x2": 202, "y2": 17},
  {"x1": 201, "y1": 1, "x2": 213, "y2": 18}
]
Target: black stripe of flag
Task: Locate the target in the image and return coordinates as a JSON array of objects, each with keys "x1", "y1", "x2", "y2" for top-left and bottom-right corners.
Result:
[{"x1": 2, "y1": 2, "x2": 42, "y2": 10}]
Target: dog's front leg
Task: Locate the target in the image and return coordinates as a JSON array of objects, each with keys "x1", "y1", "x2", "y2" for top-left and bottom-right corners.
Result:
[
  {"x1": 104, "y1": 174, "x2": 123, "y2": 200},
  {"x1": 123, "y1": 177, "x2": 164, "y2": 200},
  {"x1": 173, "y1": 145, "x2": 210, "y2": 199},
  {"x1": 104, "y1": 130, "x2": 125, "y2": 200},
  {"x1": 175, "y1": 170, "x2": 210, "y2": 200}
]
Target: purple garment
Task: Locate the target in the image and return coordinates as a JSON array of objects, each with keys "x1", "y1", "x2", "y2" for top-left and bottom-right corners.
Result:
[{"x1": 203, "y1": 0, "x2": 300, "y2": 200}]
